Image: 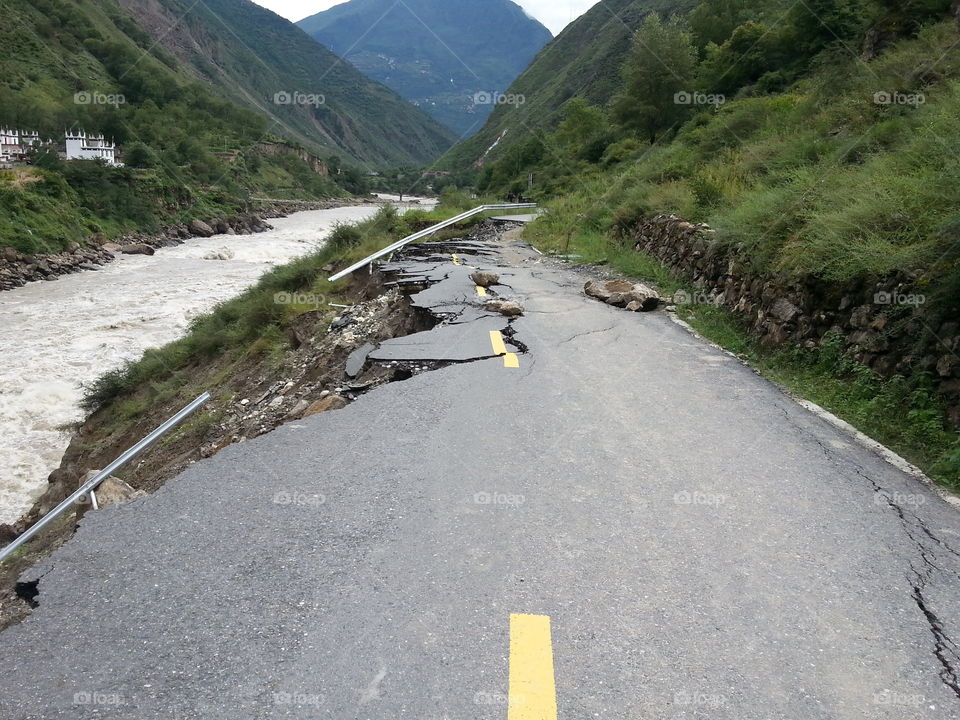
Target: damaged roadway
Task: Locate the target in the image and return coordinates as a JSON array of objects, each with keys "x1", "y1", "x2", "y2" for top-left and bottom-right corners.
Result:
[{"x1": 2, "y1": 224, "x2": 960, "y2": 719}]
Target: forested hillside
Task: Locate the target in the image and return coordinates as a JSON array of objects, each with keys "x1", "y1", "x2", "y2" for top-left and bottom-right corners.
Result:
[
  {"x1": 437, "y1": 0, "x2": 695, "y2": 169},
  {"x1": 0, "y1": 0, "x2": 455, "y2": 255}
]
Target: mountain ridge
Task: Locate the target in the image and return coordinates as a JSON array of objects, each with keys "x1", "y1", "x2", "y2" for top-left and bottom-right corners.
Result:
[{"x1": 297, "y1": 0, "x2": 553, "y2": 136}]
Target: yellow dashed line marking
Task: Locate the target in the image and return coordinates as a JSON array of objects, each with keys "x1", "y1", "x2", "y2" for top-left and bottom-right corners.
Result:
[
  {"x1": 451, "y1": 253, "x2": 460, "y2": 265},
  {"x1": 489, "y1": 330, "x2": 508, "y2": 355},
  {"x1": 508, "y1": 614, "x2": 558, "y2": 720},
  {"x1": 476, "y1": 285, "x2": 487, "y2": 297},
  {"x1": 489, "y1": 330, "x2": 520, "y2": 368}
]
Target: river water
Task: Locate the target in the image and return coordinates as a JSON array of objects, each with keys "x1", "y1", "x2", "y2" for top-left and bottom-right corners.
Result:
[{"x1": 0, "y1": 203, "x2": 424, "y2": 525}]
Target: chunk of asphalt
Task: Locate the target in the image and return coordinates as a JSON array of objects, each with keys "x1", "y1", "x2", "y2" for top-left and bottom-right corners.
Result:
[
  {"x1": 369, "y1": 316, "x2": 509, "y2": 363},
  {"x1": 345, "y1": 343, "x2": 376, "y2": 378}
]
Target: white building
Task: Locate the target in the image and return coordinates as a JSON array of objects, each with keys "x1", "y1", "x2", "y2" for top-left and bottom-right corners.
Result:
[
  {"x1": 0, "y1": 128, "x2": 42, "y2": 165},
  {"x1": 65, "y1": 131, "x2": 122, "y2": 166}
]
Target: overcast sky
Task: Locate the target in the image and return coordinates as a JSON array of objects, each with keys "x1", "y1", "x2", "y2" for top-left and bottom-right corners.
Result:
[{"x1": 250, "y1": 0, "x2": 601, "y2": 35}]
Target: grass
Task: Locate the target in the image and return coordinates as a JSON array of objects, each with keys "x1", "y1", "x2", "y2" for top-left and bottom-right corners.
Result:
[{"x1": 526, "y1": 223, "x2": 960, "y2": 490}]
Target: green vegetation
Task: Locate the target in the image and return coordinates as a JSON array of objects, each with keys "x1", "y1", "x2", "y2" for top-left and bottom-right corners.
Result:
[
  {"x1": 0, "y1": 0, "x2": 342, "y2": 253},
  {"x1": 437, "y1": 0, "x2": 696, "y2": 169},
  {"x1": 0, "y1": 0, "x2": 459, "y2": 253},
  {"x1": 148, "y1": 0, "x2": 456, "y2": 167}
]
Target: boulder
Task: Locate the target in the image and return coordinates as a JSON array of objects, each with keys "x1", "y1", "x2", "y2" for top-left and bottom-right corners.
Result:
[
  {"x1": 470, "y1": 271, "x2": 500, "y2": 288},
  {"x1": 590, "y1": 281, "x2": 659, "y2": 311},
  {"x1": 584, "y1": 279, "x2": 634, "y2": 301},
  {"x1": 119, "y1": 243, "x2": 155, "y2": 256},
  {"x1": 188, "y1": 219, "x2": 216, "y2": 237},
  {"x1": 3, "y1": 247, "x2": 19, "y2": 262},
  {"x1": 769, "y1": 297, "x2": 800, "y2": 323},
  {"x1": 302, "y1": 395, "x2": 348, "y2": 418},
  {"x1": 485, "y1": 300, "x2": 524, "y2": 317},
  {"x1": 75, "y1": 471, "x2": 146, "y2": 520}
]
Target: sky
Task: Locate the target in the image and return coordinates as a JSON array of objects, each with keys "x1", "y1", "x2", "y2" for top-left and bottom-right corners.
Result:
[{"x1": 250, "y1": 0, "x2": 601, "y2": 35}]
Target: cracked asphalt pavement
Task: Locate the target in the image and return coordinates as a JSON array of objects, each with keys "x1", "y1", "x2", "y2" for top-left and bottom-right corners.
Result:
[{"x1": 2, "y1": 225, "x2": 960, "y2": 719}]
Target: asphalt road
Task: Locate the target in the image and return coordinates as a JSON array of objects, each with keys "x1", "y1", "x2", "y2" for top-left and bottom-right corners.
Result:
[{"x1": 2, "y1": 226, "x2": 960, "y2": 719}]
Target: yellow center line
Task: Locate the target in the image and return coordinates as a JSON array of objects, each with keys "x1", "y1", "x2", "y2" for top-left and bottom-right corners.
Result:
[
  {"x1": 451, "y1": 253, "x2": 460, "y2": 265},
  {"x1": 508, "y1": 614, "x2": 558, "y2": 720},
  {"x1": 489, "y1": 330, "x2": 520, "y2": 369},
  {"x1": 476, "y1": 285, "x2": 488, "y2": 297}
]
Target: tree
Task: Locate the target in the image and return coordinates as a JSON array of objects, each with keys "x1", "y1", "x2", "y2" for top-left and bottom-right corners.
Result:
[
  {"x1": 697, "y1": 21, "x2": 782, "y2": 96},
  {"x1": 553, "y1": 98, "x2": 615, "y2": 162},
  {"x1": 123, "y1": 142, "x2": 155, "y2": 168},
  {"x1": 612, "y1": 14, "x2": 698, "y2": 144},
  {"x1": 786, "y1": 0, "x2": 864, "y2": 57},
  {"x1": 689, "y1": 0, "x2": 758, "y2": 49}
]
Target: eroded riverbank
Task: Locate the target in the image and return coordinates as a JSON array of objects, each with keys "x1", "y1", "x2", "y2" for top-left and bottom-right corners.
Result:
[{"x1": 0, "y1": 204, "x2": 413, "y2": 525}]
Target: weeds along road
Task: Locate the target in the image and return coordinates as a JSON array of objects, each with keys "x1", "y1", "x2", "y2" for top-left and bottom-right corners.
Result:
[{"x1": 2, "y1": 226, "x2": 960, "y2": 719}]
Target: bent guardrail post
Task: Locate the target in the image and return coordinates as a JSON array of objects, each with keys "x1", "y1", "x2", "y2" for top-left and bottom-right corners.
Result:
[
  {"x1": 327, "y1": 203, "x2": 537, "y2": 282},
  {"x1": 0, "y1": 391, "x2": 212, "y2": 564}
]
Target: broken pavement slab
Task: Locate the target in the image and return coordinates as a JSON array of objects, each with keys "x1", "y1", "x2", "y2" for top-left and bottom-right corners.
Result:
[
  {"x1": 345, "y1": 343, "x2": 376, "y2": 378},
  {"x1": 369, "y1": 316, "x2": 517, "y2": 363}
]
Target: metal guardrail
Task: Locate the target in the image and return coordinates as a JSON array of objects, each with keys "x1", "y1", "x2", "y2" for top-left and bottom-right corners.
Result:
[
  {"x1": 0, "y1": 392, "x2": 212, "y2": 564},
  {"x1": 327, "y1": 203, "x2": 537, "y2": 282}
]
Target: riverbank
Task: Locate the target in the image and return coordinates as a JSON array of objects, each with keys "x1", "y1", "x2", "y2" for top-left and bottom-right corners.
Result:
[
  {"x1": 0, "y1": 204, "x2": 488, "y2": 630},
  {"x1": 0, "y1": 197, "x2": 388, "y2": 292}
]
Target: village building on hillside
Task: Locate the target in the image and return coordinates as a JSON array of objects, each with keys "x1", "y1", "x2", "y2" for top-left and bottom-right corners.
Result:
[
  {"x1": 0, "y1": 129, "x2": 44, "y2": 167},
  {"x1": 0, "y1": 129, "x2": 122, "y2": 168},
  {"x1": 64, "y1": 131, "x2": 122, "y2": 166}
]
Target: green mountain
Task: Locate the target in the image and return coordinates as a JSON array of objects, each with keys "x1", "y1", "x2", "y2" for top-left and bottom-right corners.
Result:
[
  {"x1": 437, "y1": 0, "x2": 693, "y2": 169},
  {"x1": 0, "y1": 0, "x2": 458, "y2": 255},
  {"x1": 297, "y1": 0, "x2": 553, "y2": 137},
  {"x1": 115, "y1": 0, "x2": 457, "y2": 168}
]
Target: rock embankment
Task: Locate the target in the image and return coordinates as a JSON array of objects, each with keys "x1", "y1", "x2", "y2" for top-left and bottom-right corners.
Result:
[{"x1": 618, "y1": 213, "x2": 960, "y2": 424}]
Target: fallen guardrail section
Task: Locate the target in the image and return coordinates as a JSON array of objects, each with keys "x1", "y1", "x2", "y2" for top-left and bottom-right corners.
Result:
[
  {"x1": 327, "y1": 203, "x2": 537, "y2": 282},
  {"x1": 0, "y1": 392, "x2": 212, "y2": 564}
]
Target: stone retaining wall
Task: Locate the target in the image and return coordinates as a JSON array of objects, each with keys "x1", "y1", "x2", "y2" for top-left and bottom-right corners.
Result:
[{"x1": 618, "y1": 214, "x2": 960, "y2": 424}]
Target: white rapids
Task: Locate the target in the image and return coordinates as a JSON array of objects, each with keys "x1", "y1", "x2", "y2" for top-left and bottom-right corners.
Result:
[{"x1": 0, "y1": 203, "x2": 429, "y2": 525}]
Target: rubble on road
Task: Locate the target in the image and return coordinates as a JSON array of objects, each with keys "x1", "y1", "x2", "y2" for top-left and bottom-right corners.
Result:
[{"x1": 584, "y1": 279, "x2": 660, "y2": 311}]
